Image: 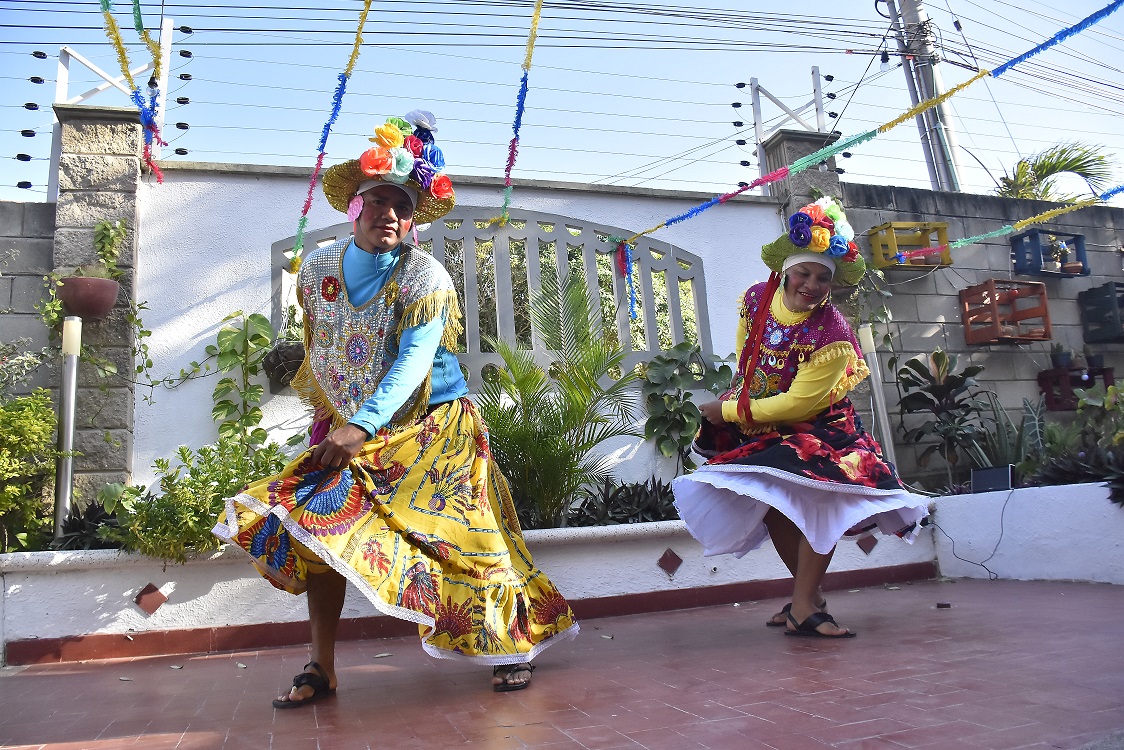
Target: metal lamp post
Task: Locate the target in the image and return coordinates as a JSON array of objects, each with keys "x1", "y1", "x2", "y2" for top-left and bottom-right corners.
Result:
[
  {"x1": 53, "y1": 315, "x2": 81, "y2": 538},
  {"x1": 857, "y1": 324, "x2": 898, "y2": 468}
]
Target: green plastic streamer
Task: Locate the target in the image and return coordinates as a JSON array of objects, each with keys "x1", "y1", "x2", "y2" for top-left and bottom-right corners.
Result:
[
  {"x1": 950, "y1": 226, "x2": 1015, "y2": 248},
  {"x1": 791, "y1": 129, "x2": 878, "y2": 173}
]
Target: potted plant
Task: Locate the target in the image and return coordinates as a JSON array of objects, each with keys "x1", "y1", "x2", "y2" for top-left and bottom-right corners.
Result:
[
  {"x1": 896, "y1": 348, "x2": 986, "y2": 490},
  {"x1": 1050, "y1": 343, "x2": 1073, "y2": 369},
  {"x1": 1044, "y1": 235, "x2": 1064, "y2": 272},
  {"x1": 262, "y1": 304, "x2": 306, "y2": 393},
  {"x1": 1084, "y1": 344, "x2": 1105, "y2": 369},
  {"x1": 55, "y1": 219, "x2": 127, "y2": 320}
]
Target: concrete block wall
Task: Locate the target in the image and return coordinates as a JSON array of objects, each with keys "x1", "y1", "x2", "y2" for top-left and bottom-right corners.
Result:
[
  {"x1": 843, "y1": 183, "x2": 1124, "y2": 487},
  {"x1": 1, "y1": 104, "x2": 144, "y2": 500},
  {"x1": 51, "y1": 104, "x2": 143, "y2": 497},
  {"x1": 0, "y1": 201, "x2": 56, "y2": 392}
]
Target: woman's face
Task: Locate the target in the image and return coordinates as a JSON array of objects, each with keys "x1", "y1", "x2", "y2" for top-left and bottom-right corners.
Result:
[{"x1": 782, "y1": 262, "x2": 833, "y2": 313}]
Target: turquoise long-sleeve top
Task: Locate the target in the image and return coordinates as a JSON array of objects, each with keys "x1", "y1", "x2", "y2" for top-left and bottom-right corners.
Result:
[{"x1": 341, "y1": 240, "x2": 469, "y2": 437}]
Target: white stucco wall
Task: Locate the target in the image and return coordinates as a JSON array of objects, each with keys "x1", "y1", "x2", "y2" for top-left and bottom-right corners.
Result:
[
  {"x1": 0, "y1": 522, "x2": 935, "y2": 646},
  {"x1": 931, "y1": 483, "x2": 1124, "y2": 584},
  {"x1": 134, "y1": 165, "x2": 779, "y2": 488}
]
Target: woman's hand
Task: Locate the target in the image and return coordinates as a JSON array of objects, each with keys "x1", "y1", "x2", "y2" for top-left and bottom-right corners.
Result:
[
  {"x1": 311, "y1": 424, "x2": 369, "y2": 471},
  {"x1": 699, "y1": 400, "x2": 726, "y2": 427}
]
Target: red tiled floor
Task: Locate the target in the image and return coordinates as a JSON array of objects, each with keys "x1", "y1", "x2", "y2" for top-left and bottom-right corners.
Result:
[{"x1": 3, "y1": 579, "x2": 1124, "y2": 750}]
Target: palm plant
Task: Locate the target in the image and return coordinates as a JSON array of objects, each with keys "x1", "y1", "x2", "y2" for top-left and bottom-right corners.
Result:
[
  {"x1": 995, "y1": 143, "x2": 1115, "y2": 202},
  {"x1": 477, "y1": 270, "x2": 640, "y2": 529}
]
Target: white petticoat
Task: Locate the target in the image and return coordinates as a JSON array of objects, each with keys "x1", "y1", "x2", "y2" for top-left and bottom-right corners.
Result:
[{"x1": 672, "y1": 464, "x2": 929, "y2": 557}]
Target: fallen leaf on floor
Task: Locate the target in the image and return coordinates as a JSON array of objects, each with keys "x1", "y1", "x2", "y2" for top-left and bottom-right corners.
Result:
[
  {"x1": 236, "y1": 663, "x2": 247, "y2": 669},
  {"x1": 373, "y1": 653, "x2": 392, "y2": 658}
]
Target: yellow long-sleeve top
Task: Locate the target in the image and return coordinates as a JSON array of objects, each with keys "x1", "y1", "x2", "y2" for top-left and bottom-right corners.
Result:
[{"x1": 720, "y1": 291, "x2": 869, "y2": 432}]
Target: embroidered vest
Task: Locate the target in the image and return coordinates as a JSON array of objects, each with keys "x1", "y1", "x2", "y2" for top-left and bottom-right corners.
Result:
[
  {"x1": 726, "y1": 281, "x2": 863, "y2": 401},
  {"x1": 292, "y1": 237, "x2": 462, "y2": 431}
]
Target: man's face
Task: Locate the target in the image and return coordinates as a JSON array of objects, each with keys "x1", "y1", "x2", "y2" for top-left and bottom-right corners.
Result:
[{"x1": 352, "y1": 184, "x2": 415, "y2": 253}]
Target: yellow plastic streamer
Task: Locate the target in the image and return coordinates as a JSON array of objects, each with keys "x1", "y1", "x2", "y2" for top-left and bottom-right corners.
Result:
[
  {"x1": 878, "y1": 69, "x2": 989, "y2": 134},
  {"x1": 523, "y1": 0, "x2": 544, "y2": 70},
  {"x1": 140, "y1": 29, "x2": 161, "y2": 80},
  {"x1": 1012, "y1": 198, "x2": 1100, "y2": 231},
  {"x1": 344, "y1": 0, "x2": 373, "y2": 77},
  {"x1": 103, "y1": 11, "x2": 136, "y2": 89},
  {"x1": 624, "y1": 221, "x2": 667, "y2": 246}
]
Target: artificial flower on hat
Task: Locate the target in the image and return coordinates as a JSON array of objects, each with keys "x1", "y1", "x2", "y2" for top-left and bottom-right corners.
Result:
[
  {"x1": 323, "y1": 111, "x2": 456, "y2": 225},
  {"x1": 762, "y1": 196, "x2": 867, "y2": 286}
]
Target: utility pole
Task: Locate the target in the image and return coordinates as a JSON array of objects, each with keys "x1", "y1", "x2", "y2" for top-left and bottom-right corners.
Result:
[
  {"x1": 883, "y1": 0, "x2": 940, "y2": 191},
  {"x1": 889, "y1": 0, "x2": 963, "y2": 192}
]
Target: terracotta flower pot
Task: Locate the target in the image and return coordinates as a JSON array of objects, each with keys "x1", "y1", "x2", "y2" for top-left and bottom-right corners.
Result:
[{"x1": 56, "y1": 277, "x2": 120, "y2": 320}]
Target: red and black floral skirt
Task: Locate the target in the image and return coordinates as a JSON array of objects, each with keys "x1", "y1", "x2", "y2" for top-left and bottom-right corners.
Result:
[{"x1": 673, "y1": 399, "x2": 928, "y2": 557}]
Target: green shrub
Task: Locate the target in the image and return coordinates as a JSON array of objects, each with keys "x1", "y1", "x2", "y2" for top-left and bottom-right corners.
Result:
[
  {"x1": 107, "y1": 436, "x2": 290, "y2": 563},
  {"x1": 0, "y1": 388, "x2": 60, "y2": 551},
  {"x1": 640, "y1": 342, "x2": 731, "y2": 474},
  {"x1": 567, "y1": 477, "x2": 678, "y2": 526}
]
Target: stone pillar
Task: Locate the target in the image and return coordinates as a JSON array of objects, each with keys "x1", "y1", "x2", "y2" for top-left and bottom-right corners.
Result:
[
  {"x1": 52, "y1": 104, "x2": 142, "y2": 498},
  {"x1": 761, "y1": 129, "x2": 842, "y2": 216}
]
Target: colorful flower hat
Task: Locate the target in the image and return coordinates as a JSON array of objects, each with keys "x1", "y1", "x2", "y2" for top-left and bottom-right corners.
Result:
[
  {"x1": 322, "y1": 109, "x2": 455, "y2": 225},
  {"x1": 761, "y1": 196, "x2": 866, "y2": 286}
]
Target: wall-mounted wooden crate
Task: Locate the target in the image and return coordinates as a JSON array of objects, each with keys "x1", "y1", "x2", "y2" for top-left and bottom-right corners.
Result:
[
  {"x1": 868, "y1": 221, "x2": 951, "y2": 269},
  {"x1": 1010, "y1": 228, "x2": 1089, "y2": 277},
  {"x1": 1037, "y1": 367, "x2": 1114, "y2": 411},
  {"x1": 959, "y1": 278, "x2": 1051, "y2": 345},
  {"x1": 1079, "y1": 282, "x2": 1124, "y2": 343}
]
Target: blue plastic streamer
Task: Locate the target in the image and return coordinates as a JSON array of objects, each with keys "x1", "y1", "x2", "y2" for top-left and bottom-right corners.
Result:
[
  {"x1": 1100, "y1": 184, "x2": 1124, "y2": 201},
  {"x1": 664, "y1": 197, "x2": 722, "y2": 228},
  {"x1": 319, "y1": 73, "x2": 349, "y2": 152},
  {"x1": 991, "y1": 0, "x2": 1123, "y2": 78},
  {"x1": 624, "y1": 243, "x2": 637, "y2": 321},
  {"x1": 513, "y1": 70, "x2": 529, "y2": 136}
]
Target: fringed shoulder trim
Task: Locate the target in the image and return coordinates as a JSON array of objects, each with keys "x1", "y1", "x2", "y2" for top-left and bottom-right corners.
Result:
[
  {"x1": 396, "y1": 289, "x2": 464, "y2": 352},
  {"x1": 836, "y1": 356, "x2": 871, "y2": 395},
  {"x1": 807, "y1": 340, "x2": 855, "y2": 367}
]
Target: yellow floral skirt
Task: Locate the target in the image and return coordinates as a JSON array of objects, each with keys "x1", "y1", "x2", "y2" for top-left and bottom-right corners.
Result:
[{"x1": 212, "y1": 398, "x2": 578, "y2": 664}]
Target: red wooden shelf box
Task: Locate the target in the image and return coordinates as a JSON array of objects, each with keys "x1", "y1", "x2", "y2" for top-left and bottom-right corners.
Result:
[
  {"x1": 1037, "y1": 366, "x2": 1114, "y2": 411},
  {"x1": 959, "y1": 279, "x2": 1051, "y2": 346}
]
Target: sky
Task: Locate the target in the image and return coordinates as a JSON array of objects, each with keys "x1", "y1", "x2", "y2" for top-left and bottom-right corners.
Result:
[{"x1": 3, "y1": 0, "x2": 1124, "y2": 217}]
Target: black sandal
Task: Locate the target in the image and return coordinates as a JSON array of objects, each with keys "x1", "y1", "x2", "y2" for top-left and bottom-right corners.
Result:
[
  {"x1": 492, "y1": 663, "x2": 535, "y2": 692},
  {"x1": 784, "y1": 611, "x2": 856, "y2": 639},
  {"x1": 272, "y1": 661, "x2": 337, "y2": 709},
  {"x1": 766, "y1": 599, "x2": 827, "y2": 627}
]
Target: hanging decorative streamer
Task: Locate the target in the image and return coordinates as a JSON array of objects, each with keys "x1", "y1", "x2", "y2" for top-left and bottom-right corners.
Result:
[
  {"x1": 990, "y1": 0, "x2": 1124, "y2": 78},
  {"x1": 878, "y1": 70, "x2": 989, "y2": 132},
  {"x1": 602, "y1": 0, "x2": 1123, "y2": 252},
  {"x1": 608, "y1": 235, "x2": 639, "y2": 319},
  {"x1": 289, "y1": 0, "x2": 373, "y2": 272},
  {"x1": 98, "y1": 0, "x2": 165, "y2": 182},
  {"x1": 895, "y1": 185, "x2": 1124, "y2": 262},
  {"x1": 617, "y1": 166, "x2": 791, "y2": 248},
  {"x1": 487, "y1": 0, "x2": 545, "y2": 228}
]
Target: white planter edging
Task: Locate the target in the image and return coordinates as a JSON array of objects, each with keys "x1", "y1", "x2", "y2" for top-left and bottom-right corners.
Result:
[
  {"x1": 0, "y1": 520, "x2": 934, "y2": 661},
  {"x1": 931, "y1": 482, "x2": 1124, "y2": 584}
]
